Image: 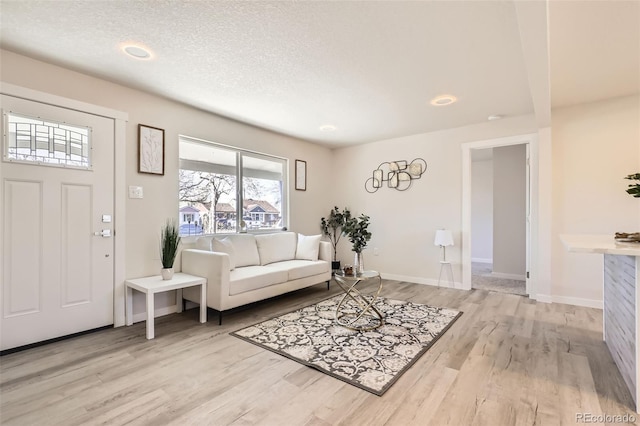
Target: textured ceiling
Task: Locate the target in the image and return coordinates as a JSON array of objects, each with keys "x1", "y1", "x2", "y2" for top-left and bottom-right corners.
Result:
[{"x1": 0, "y1": 1, "x2": 637, "y2": 147}]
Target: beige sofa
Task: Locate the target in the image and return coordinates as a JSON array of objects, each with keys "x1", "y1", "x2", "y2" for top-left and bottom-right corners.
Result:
[{"x1": 181, "y1": 232, "x2": 331, "y2": 324}]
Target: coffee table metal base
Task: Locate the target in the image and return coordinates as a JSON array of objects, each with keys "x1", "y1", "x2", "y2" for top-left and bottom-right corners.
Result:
[{"x1": 334, "y1": 270, "x2": 383, "y2": 331}]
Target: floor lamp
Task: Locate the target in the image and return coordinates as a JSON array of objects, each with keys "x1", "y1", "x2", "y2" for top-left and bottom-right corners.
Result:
[{"x1": 434, "y1": 229, "x2": 454, "y2": 287}]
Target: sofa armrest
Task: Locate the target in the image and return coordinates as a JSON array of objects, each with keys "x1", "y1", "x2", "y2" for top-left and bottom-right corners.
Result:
[
  {"x1": 319, "y1": 241, "x2": 331, "y2": 262},
  {"x1": 181, "y1": 249, "x2": 230, "y2": 311}
]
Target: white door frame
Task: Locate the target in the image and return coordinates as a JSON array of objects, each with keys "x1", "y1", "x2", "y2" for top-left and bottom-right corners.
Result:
[
  {"x1": 461, "y1": 133, "x2": 538, "y2": 298},
  {"x1": 1, "y1": 82, "x2": 128, "y2": 327}
]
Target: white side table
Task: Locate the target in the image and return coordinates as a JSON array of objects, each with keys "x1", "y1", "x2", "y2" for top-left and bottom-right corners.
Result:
[{"x1": 125, "y1": 273, "x2": 207, "y2": 339}]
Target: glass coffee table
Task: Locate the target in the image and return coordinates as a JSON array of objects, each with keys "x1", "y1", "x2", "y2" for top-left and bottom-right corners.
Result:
[{"x1": 333, "y1": 270, "x2": 384, "y2": 331}]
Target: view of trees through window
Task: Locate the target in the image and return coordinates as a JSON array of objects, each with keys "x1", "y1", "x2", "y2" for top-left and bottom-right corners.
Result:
[{"x1": 178, "y1": 138, "x2": 286, "y2": 236}]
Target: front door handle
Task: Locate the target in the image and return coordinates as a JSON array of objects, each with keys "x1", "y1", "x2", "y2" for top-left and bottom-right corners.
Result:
[{"x1": 94, "y1": 229, "x2": 111, "y2": 237}]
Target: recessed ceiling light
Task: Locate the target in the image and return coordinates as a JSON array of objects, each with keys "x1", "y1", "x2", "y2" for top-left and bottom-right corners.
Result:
[
  {"x1": 319, "y1": 124, "x2": 337, "y2": 132},
  {"x1": 430, "y1": 95, "x2": 457, "y2": 106},
  {"x1": 122, "y1": 44, "x2": 152, "y2": 60},
  {"x1": 488, "y1": 115, "x2": 503, "y2": 121}
]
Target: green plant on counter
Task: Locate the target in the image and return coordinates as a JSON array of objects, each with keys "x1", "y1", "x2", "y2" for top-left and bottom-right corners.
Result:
[{"x1": 625, "y1": 173, "x2": 640, "y2": 198}]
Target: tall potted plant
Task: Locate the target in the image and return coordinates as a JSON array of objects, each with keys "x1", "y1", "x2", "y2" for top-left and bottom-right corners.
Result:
[
  {"x1": 344, "y1": 214, "x2": 372, "y2": 275},
  {"x1": 321, "y1": 206, "x2": 351, "y2": 271},
  {"x1": 160, "y1": 219, "x2": 181, "y2": 280}
]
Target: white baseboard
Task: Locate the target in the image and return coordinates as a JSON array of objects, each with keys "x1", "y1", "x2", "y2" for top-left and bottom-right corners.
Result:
[
  {"x1": 490, "y1": 272, "x2": 526, "y2": 281},
  {"x1": 471, "y1": 258, "x2": 493, "y2": 264},
  {"x1": 131, "y1": 304, "x2": 179, "y2": 324},
  {"x1": 381, "y1": 273, "x2": 464, "y2": 290},
  {"x1": 550, "y1": 295, "x2": 602, "y2": 309},
  {"x1": 534, "y1": 293, "x2": 602, "y2": 309},
  {"x1": 534, "y1": 294, "x2": 553, "y2": 304},
  {"x1": 363, "y1": 275, "x2": 602, "y2": 309}
]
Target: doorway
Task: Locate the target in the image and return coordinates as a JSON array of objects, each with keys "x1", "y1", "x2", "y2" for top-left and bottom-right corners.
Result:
[
  {"x1": 461, "y1": 133, "x2": 537, "y2": 297},
  {"x1": 470, "y1": 145, "x2": 527, "y2": 295}
]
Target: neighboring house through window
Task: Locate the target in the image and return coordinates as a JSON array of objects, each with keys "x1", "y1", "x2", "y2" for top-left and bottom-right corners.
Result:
[
  {"x1": 178, "y1": 136, "x2": 287, "y2": 236},
  {"x1": 178, "y1": 205, "x2": 204, "y2": 236}
]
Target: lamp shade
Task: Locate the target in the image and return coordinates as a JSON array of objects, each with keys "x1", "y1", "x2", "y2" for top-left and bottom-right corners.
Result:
[{"x1": 434, "y1": 229, "x2": 454, "y2": 247}]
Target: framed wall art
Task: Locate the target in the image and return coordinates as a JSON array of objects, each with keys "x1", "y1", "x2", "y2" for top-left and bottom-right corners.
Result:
[
  {"x1": 138, "y1": 124, "x2": 165, "y2": 175},
  {"x1": 295, "y1": 159, "x2": 307, "y2": 191}
]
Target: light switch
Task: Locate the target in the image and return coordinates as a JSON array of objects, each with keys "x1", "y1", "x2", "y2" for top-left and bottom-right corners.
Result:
[{"x1": 129, "y1": 186, "x2": 143, "y2": 199}]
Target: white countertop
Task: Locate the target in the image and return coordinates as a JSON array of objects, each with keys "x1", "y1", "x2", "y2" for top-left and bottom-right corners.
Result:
[{"x1": 561, "y1": 234, "x2": 640, "y2": 256}]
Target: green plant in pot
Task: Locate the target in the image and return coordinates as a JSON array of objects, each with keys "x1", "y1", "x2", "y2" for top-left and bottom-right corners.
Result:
[
  {"x1": 343, "y1": 214, "x2": 372, "y2": 275},
  {"x1": 160, "y1": 219, "x2": 181, "y2": 280},
  {"x1": 320, "y1": 206, "x2": 352, "y2": 271},
  {"x1": 625, "y1": 173, "x2": 640, "y2": 198}
]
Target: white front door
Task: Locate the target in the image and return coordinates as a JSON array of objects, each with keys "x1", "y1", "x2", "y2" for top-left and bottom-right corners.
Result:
[{"x1": 0, "y1": 94, "x2": 115, "y2": 351}]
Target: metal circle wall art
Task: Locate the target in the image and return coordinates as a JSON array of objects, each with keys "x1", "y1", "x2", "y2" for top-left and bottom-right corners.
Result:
[{"x1": 364, "y1": 158, "x2": 427, "y2": 193}]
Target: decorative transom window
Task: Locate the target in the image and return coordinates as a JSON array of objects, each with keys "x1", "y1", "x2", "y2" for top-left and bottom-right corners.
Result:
[{"x1": 3, "y1": 112, "x2": 91, "y2": 169}]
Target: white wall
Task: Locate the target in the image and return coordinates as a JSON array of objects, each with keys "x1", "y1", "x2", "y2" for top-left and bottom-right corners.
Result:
[
  {"x1": 492, "y1": 144, "x2": 527, "y2": 276},
  {"x1": 0, "y1": 49, "x2": 334, "y2": 317},
  {"x1": 3, "y1": 49, "x2": 636, "y2": 312},
  {"x1": 331, "y1": 115, "x2": 538, "y2": 287},
  {"x1": 551, "y1": 95, "x2": 640, "y2": 305},
  {"x1": 471, "y1": 158, "x2": 493, "y2": 262}
]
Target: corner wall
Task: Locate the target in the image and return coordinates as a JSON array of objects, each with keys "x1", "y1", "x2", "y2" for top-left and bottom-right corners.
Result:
[
  {"x1": 551, "y1": 95, "x2": 640, "y2": 306},
  {"x1": 492, "y1": 144, "x2": 527, "y2": 277}
]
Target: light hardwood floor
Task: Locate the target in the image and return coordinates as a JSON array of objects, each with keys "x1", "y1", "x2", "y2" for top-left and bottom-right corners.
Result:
[
  {"x1": 471, "y1": 262, "x2": 526, "y2": 296},
  {"x1": 1, "y1": 280, "x2": 637, "y2": 425}
]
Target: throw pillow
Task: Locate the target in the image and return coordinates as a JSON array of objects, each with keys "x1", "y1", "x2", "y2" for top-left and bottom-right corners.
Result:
[
  {"x1": 255, "y1": 232, "x2": 297, "y2": 265},
  {"x1": 231, "y1": 234, "x2": 261, "y2": 267},
  {"x1": 296, "y1": 234, "x2": 322, "y2": 261},
  {"x1": 212, "y1": 237, "x2": 236, "y2": 270},
  {"x1": 195, "y1": 236, "x2": 213, "y2": 251}
]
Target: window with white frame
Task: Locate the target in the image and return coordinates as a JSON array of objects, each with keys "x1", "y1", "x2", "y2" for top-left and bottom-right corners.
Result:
[{"x1": 179, "y1": 136, "x2": 287, "y2": 236}]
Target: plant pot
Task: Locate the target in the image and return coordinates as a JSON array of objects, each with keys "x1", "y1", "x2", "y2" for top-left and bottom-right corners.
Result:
[
  {"x1": 331, "y1": 260, "x2": 341, "y2": 272},
  {"x1": 161, "y1": 268, "x2": 174, "y2": 280}
]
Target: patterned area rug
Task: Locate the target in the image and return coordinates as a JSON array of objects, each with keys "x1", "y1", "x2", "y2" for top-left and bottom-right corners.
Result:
[{"x1": 230, "y1": 295, "x2": 462, "y2": 396}]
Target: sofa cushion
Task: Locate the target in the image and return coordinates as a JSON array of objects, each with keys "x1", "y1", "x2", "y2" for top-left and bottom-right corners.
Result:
[
  {"x1": 212, "y1": 237, "x2": 236, "y2": 270},
  {"x1": 263, "y1": 259, "x2": 330, "y2": 281},
  {"x1": 229, "y1": 266, "x2": 288, "y2": 296},
  {"x1": 295, "y1": 234, "x2": 322, "y2": 261},
  {"x1": 255, "y1": 232, "x2": 297, "y2": 265},
  {"x1": 231, "y1": 234, "x2": 260, "y2": 267},
  {"x1": 195, "y1": 236, "x2": 213, "y2": 251}
]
